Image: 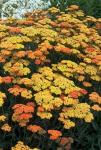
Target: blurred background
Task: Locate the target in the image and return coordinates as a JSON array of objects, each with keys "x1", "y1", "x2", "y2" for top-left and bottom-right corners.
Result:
[{"x1": 0, "y1": 0, "x2": 101, "y2": 19}]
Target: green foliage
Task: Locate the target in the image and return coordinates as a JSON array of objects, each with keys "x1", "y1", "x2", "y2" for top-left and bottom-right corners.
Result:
[{"x1": 49, "y1": 0, "x2": 101, "y2": 18}]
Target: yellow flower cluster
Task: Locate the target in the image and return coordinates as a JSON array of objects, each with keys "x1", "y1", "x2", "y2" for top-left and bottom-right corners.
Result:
[
  {"x1": 1, "y1": 123, "x2": 11, "y2": 132},
  {"x1": 17, "y1": 78, "x2": 32, "y2": 86},
  {"x1": 0, "y1": 24, "x2": 7, "y2": 31},
  {"x1": 50, "y1": 86, "x2": 62, "y2": 95},
  {"x1": 4, "y1": 61, "x2": 31, "y2": 76},
  {"x1": 21, "y1": 27, "x2": 57, "y2": 41},
  {"x1": 0, "y1": 32, "x2": 8, "y2": 38},
  {"x1": 21, "y1": 27, "x2": 39, "y2": 37},
  {"x1": 3, "y1": 36, "x2": 31, "y2": 44},
  {"x1": 63, "y1": 97, "x2": 79, "y2": 105},
  {"x1": 31, "y1": 74, "x2": 51, "y2": 91},
  {"x1": 0, "y1": 115, "x2": 6, "y2": 121},
  {"x1": 52, "y1": 60, "x2": 101, "y2": 82},
  {"x1": 21, "y1": 90, "x2": 32, "y2": 99},
  {"x1": 27, "y1": 64, "x2": 89, "y2": 121},
  {"x1": 0, "y1": 91, "x2": 6, "y2": 107},
  {"x1": 34, "y1": 89, "x2": 63, "y2": 111},
  {"x1": 48, "y1": 7, "x2": 60, "y2": 14},
  {"x1": 37, "y1": 111, "x2": 52, "y2": 119},
  {"x1": 59, "y1": 103, "x2": 93, "y2": 129},
  {"x1": 38, "y1": 67, "x2": 54, "y2": 81},
  {"x1": 11, "y1": 141, "x2": 40, "y2": 150},
  {"x1": 0, "y1": 41, "x2": 24, "y2": 50},
  {"x1": 52, "y1": 60, "x2": 79, "y2": 78},
  {"x1": 0, "y1": 35, "x2": 31, "y2": 50},
  {"x1": 85, "y1": 65, "x2": 101, "y2": 81}
]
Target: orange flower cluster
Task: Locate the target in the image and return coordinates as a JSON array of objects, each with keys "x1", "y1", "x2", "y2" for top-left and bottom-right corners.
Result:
[
  {"x1": 8, "y1": 85, "x2": 32, "y2": 99},
  {"x1": 27, "y1": 125, "x2": 44, "y2": 133},
  {"x1": 48, "y1": 130, "x2": 62, "y2": 140},
  {"x1": 12, "y1": 102, "x2": 35, "y2": 126},
  {"x1": 89, "y1": 92, "x2": 101, "y2": 104},
  {"x1": 0, "y1": 76, "x2": 14, "y2": 84},
  {"x1": 8, "y1": 27, "x2": 21, "y2": 33}
]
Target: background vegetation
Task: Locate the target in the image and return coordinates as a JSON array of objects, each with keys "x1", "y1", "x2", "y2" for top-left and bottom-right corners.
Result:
[
  {"x1": 49, "y1": 0, "x2": 101, "y2": 18},
  {"x1": 0, "y1": 0, "x2": 101, "y2": 18}
]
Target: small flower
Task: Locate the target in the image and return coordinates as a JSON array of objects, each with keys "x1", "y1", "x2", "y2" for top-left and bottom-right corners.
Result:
[
  {"x1": 0, "y1": 115, "x2": 6, "y2": 122},
  {"x1": 48, "y1": 130, "x2": 62, "y2": 140},
  {"x1": 92, "y1": 104, "x2": 101, "y2": 111},
  {"x1": 27, "y1": 125, "x2": 43, "y2": 133},
  {"x1": 3, "y1": 76, "x2": 13, "y2": 83},
  {"x1": 60, "y1": 137, "x2": 73, "y2": 146},
  {"x1": 83, "y1": 82, "x2": 92, "y2": 87},
  {"x1": 1, "y1": 124, "x2": 11, "y2": 132}
]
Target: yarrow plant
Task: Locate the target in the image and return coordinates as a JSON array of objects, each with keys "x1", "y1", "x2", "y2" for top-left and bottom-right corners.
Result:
[{"x1": 0, "y1": 5, "x2": 101, "y2": 150}]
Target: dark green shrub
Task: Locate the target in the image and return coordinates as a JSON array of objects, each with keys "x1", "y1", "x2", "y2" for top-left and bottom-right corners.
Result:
[{"x1": 49, "y1": 0, "x2": 101, "y2": 18}]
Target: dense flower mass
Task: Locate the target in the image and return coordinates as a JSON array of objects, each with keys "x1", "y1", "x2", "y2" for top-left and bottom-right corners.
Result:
[{"x1": 0, "y1": 5, "x2": 101, "y2": 150}]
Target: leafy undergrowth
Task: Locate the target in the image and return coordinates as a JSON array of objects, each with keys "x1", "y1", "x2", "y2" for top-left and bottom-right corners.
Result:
[{"x1": 0, "y1": 5, "x2": 101, "y2": 150}]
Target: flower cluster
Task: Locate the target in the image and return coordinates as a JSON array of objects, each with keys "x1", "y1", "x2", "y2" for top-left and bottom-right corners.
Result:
[
  {"x1": 12, "y1": 102, "x2": 35, "y2": 126},
  {"x1": 89, "y1": 92, "x2": 101, "y2": 104},
  {"x1": 0, "y1": 115, "x2": 6, "y2": 122},
  {"x1": 8, "y1": 85, "x2": 32, "y2": 99},
  {"x1": 11, "y1": 141, "x2": 39, "y2": 150},
  {"x1": 1, "y1": 123, "x2": 11, "y2": 132},
  {"x1": 0, "y1": 91, "x2": 6, "y2": 107},
  {"x1": 27, "y1": 125, "x2": 44, "y2": 133},
  {"x1": 59, "y1": 103, "x2": 93, "y2": 129}
]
